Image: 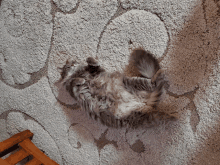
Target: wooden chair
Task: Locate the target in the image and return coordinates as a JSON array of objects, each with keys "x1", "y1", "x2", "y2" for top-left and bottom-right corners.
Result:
[{"x1": 0, "y1": 130, "x2": 59, "y2": 165}]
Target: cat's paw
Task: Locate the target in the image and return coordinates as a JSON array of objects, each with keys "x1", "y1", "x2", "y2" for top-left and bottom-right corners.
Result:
[
  {"x1": 58, "y1": 58, "x2": 84, "y2": 85},
  {"x1": 151, "y1": 68, "x2": 165, "y2": 84},
  {"x1": 72, "y1": 78, "x2": 86, "y2": 86}
]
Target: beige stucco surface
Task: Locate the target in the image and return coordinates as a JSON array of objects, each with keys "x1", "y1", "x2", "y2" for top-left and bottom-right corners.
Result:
[{"x1": 0, "y1": 0, "x2": 220, "y2": 164}]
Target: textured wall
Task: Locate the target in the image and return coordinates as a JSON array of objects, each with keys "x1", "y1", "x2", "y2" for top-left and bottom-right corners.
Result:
[{"x1": 0, "y1": 0, "x2": 220, "y2": 164}]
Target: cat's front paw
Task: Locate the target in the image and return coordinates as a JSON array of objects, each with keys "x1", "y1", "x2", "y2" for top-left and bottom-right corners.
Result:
[
  {"x1": 72, "y1": 78, "x2": 86, "y2": 86},
  {"x1": 151, "y1": 68, "x2": 165, "y2": 84}
]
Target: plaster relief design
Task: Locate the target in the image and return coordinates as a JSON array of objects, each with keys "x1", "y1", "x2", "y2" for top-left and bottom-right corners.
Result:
[
  {"x1": 0, "y1": 78, "x2": 81, "y2": 165},
  {"x1": 104, "y1": 128, "x2": 145, "y2": 165},
  {"x1": 53, "y1": 0, "x2": 78, "y2": 12},
  {"x1": 0, "y1": 118, "x2": 10, "y2": 143},
  {"x1": 6, "y1": 111, "x2": 63, "y2": 165},
  {"x1": 120, "y1": 0, "x2": 210, "y2": 95},
  {"x1": 97, "y1": 9, "x2": 169, "y2": 72},
  {"x1": 68, "y1": 124, "x2": 99, "y2": 165},
  {"x1": 193, "y1": 59, "x2": 220, "y2": 143},
  {"x1": 100, "y1": 144, "x2": 121, "y2": 165},
  {"x1": 130, "y1": 139, "x2": 145, "y2": 153},
  {"x1": 0, "y1": 118, "x2": 11, "y2": 160},
  {"x1": 0, "y1": 0, "x2": 52, "y2": 85},
  {"x1": 48, "y1": 0, "x2": 118, "y2": 105},
  {"x1": 125, "y1": 110, "x2": 195, "y2": 165},
  {"x1": 100, "y1": 142, "x2": 144, "y2": 165},
  {"x1": 191, "y1": 2, "x2": 220, "y2": 153},
  {"x1": 157, "y1": 91, "x2": 191, "y2": 117},
  {"x1": 120, "y1": 0, "x2": 199, "y2": 36},
  {"x1": 62, "y1": 106, "x2": 107, "y2": 140},
  {"x1": 160, "y1": 2, "x2": 209, "y2": 95},
  {"x1": 0, "y1": 0, "x2": 220, "y2": 164}
]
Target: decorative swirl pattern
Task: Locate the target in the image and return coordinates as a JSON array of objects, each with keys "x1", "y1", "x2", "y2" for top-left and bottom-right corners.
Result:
[
  {"x1": 68, "y1": 124, "x2": 99, "y2": 164},
  {"x1": 0, "y1": 0, "x2": 220, "y2": 164},
  {"x1": 97, "y1": 10, "x2": 169, "y2": 72},
  {"x1": 0, "y1": 0, "x2": 52, "y2": 85},
  {"x1": 3, "y1": 2, "x2": 25, "y2": 37},
  {"x1": 48, "y1": 0, "x2": 118, "y2": 105},
  {"x1": 6, "y1": 111, "x2": 63, "y2": 165},
  {"x1": 53, "y1": 0, "x2": 78, "y2": 12}
]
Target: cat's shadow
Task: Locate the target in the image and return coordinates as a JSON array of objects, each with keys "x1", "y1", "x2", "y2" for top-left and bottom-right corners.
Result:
[{"x1": 54, "y1": 79, "x2": 79, "y2": 108}]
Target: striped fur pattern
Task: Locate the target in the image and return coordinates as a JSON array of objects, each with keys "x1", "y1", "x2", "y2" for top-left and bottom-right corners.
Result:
[{"x1": 59, "y1": 49, "x2": 173, "y2": 128}]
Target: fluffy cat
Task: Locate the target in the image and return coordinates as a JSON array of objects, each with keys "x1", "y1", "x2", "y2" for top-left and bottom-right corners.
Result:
[{"x1": 59, "y1": 48, "x2": 175, "y2": 128}]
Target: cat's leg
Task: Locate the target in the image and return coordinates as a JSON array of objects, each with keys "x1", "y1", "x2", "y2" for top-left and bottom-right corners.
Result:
[
  {"x1": 123, "y1": 69, "x2": 164, "y2": 93},
  {"x1": 123, "y1": 76, "x2": 153, "y2": 93},
  {"x1": 123, "y1": 75, "x2": 163, "y2": 112},
  {"x1": 125, "y1": 48, "x2": 164, "y2": 103},
  {"x1": 71, "y1": 78, "x2": 86, "y2": 86},
  {"x1": 151, "y1": 68, "x2": 165, "y2": 86}
]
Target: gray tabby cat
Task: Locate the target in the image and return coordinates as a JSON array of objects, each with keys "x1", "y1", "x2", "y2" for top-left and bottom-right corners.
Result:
[{"x1": 59, "y1": 49, "x2": 175, "y2": 128}]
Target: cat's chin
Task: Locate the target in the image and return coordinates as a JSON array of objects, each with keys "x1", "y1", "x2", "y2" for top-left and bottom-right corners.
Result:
[{"x1": 54, "y1": 80, "x2": 78, "y2": 105}]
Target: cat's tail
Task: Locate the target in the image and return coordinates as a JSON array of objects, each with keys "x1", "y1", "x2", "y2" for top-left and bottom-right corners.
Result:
[
  {"x1": 129, "y1": 48, "x2": 160, "y2": 79},
  {"x1": 129, "y1": 48, "x2": 164, "y2": 106}
]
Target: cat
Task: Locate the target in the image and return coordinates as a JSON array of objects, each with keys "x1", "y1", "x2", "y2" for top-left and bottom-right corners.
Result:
[{"x1": 58, "y1": 48, "x2": 175, "y2": 128}]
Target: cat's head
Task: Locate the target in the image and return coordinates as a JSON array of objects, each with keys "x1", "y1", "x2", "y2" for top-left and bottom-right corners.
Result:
[{"x1": 58, "y1": 57, "x2": 101, "y2": 85}]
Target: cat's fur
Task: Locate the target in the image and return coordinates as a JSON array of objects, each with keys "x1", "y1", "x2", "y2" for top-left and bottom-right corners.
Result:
[{"x1": 59, "y1": 49, "x2": 175, "y2": 128}]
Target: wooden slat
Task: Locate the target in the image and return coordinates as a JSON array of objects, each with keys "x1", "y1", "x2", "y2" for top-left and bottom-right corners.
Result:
[
  {"x1": 0, "y1": 130, "x2": 33, "y2": 153},
  {"x1": 5, "y1": 148, "x2": 29, "y2": 165},
  {"x1": 25, "y1": 158, "x2": 42, "y2": 165},
  {"x1": 19, "y1": 139, "x2": 58, "y2": 165},
  {"x1": 0, "y1": 158, "x2": 11, "y2": 165}
]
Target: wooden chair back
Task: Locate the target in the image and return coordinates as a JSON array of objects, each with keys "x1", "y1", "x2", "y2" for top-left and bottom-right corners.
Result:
[{"x1": 0, "y1": 130, "x2": 59, "y2": 165}]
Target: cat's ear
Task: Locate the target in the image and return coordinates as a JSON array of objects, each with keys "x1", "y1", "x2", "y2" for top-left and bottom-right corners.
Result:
[
  {"x1": 85, "y1": 57, "x2": 105, "y2": 74},
  {"x1": 86, "y1": 57, "x2": 100, "y2": 66}
]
